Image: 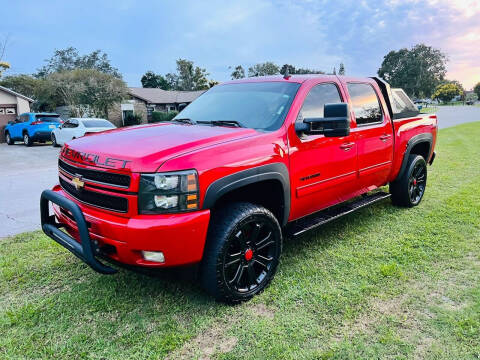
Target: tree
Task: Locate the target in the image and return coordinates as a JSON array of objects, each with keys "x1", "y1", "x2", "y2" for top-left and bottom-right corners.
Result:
[
  {"x1": 230, "y1": 65, "x2": 245, "y2": 79},
  {"x1": 36, "y1": 47, "x2": 121, "y2": 78},
  {"x1": 248, "y1": 62, "x2": 280, "y2": 77},
  {"x1": 378, "y1": 44, "x2": 447, "y2": 98},
  {"x1": 141, "y1": 59, "x2": 211, "y2": 91},
  {"x1": 0, "y1": 74, "x2": 40, "y2": 98},
  {"x1": 295, "y1": 67, "x2": 324, "y2": 74},
  {"x1": 432, "y1": 83, "x2": 462, "y2": 103},
  {"x1": 339, "y1": 63, "x2": 345, "y2": 75},
  {"x1": 441, "y1": 79, "x2": 465, "y2": 100},
  {"x1": 165, "y1": 72, "x2": 179, "y2": 90},
  {"x1": 175, "y1": 58, "x2": 209, "y2": 90},
  {"x1": 280, "y1": 64, "x2": 296, "y2": 75},
  {"x1": 473, "y1": 82, "x2": 480, "y2": 99},
  {"x1": 0, "y1": 36, "x2": 10, "y2": 78},
  {"x1": 141, "y1": 71, "x2": 170, "y2": 90},
  {"x1": 0, "y1": 61, "x2": 9, "y2": 78},
  {"x1": 208, "y1": 79, "x2": 219, "y2": 88},
  {"x1": 45, "y1": 69, "x2": 127, "y2": 117}
]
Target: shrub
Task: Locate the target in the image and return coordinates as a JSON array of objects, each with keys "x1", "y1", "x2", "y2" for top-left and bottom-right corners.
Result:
[
  {"x1": 123, "y1": 113, "x2": 142, "y2": 126},
  {"x1": 150, "y1": 111, "x2": 178, "y2": 123},
  {"x1": 432, "y1": 83, "x2": 463, "y2": 103}
]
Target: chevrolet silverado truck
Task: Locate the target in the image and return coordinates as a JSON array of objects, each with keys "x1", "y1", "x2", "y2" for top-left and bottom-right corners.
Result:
[{"x1": 40, "y1": 75, "x2": 437, "y2": 303}]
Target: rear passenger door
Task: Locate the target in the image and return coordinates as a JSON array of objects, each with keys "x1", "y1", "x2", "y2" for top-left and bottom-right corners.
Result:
[{"x1": 347, "y1": 82, "x2": 393, "y2": 188}]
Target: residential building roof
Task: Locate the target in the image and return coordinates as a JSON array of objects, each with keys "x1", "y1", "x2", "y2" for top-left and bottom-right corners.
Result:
[
  {"x1": 128, "y1": 87, "x2": 206, "y2": 104},
  {"x1": 0, "y1": 85, "x2": 34, "y2": 102}
]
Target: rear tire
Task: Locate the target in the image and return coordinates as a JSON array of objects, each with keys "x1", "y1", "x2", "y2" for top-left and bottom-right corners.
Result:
[
  {"x1": 51, "y1": 134, "x2": 59, "y2": 147},
  {"x1": 390, "y1": 155, "x2": 427, "y2": 207},
  {"x1": 200, "y1": 202, "x2": 282, "y2": 303},
  {"x1": 5, "y1": 132, "x2": 13, "y2": 145},
  {"x1": 23, "y1": 133, "x2": 32, "y2": 147}
]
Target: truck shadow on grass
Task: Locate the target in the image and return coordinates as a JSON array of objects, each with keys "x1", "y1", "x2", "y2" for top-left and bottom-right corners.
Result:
[{"x1": 98, "y1": 198, "x2": 400, "y2": 306}]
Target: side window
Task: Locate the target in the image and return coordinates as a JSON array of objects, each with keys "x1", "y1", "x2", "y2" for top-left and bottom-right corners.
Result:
[
  {"x1": 347, "y1": 83, "x2": 382, "y2": 125},
  {"x1": 64, "y1": 120, "x2": 74, "y2": 128},
  {"x1": 297, "y1": 83, "x2": 342, "y2": 123},
  {"x1": 391, "y1": 89, "x2": 420, "y2": 119}
]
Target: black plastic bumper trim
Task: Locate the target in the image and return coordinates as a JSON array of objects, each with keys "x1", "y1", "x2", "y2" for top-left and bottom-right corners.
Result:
[{"x1": 40, "y1": 189, "x2": 117, "y2": 274}]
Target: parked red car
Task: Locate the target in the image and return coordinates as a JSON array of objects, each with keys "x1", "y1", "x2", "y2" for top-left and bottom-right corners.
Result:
[{"x1": 41, "y1": 75, "x2": 437, "y2": 302}]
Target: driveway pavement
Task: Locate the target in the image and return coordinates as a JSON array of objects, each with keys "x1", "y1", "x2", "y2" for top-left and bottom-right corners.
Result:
[
  {"x1": 0, "y1": 106, "x2": 479, "y2": 238},
  {"x1": 0, "y1": 143, "x2": 60, "y2": 238}
]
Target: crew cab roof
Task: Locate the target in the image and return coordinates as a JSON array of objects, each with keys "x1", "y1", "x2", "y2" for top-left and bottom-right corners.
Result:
[{"x1": 223, "y1": 74, "x2": 379, "y2": 85}]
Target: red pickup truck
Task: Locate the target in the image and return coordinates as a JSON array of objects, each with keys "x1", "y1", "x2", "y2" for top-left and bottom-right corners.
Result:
[{"x1": 41, "y1": 75, "x2": 437, "y2": 303}]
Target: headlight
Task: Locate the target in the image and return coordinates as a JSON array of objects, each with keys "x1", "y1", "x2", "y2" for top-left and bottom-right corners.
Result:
[{"x1": 138, "y1": 170, "x2": 199, "y2": 214}]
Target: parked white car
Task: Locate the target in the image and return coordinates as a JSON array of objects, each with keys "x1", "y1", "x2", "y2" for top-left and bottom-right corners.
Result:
[{"x1": 51, "y1": 118, "x2": 116, "y2": 147}]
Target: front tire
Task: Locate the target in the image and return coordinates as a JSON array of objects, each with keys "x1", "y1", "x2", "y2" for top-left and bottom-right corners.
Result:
[
  {"x1": 23, "y1": 133, "x2": 32, "y2": 147},
  {"x1": 200, "y1": 202, "x2": 282, "y2": 303},
  {"x1": 390, "y1": 154, "x2": 427, "y2": 207},
  {"x1": 5, "y1": 132, "x2": 13, "y2": 145}
]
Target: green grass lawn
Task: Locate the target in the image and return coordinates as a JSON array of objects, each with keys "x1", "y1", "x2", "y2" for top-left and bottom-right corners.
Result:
[
  {"x1": 1, "y1": 123, "x2": 480, "y2": 359},
  {"x1": 419, "y1": 106, "x2": 438, "y2": 114}
]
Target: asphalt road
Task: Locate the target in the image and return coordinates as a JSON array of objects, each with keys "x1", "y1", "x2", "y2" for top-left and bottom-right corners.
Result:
[
  {"x1": 435, "y1": 105, "x2": 480, "y2": 129},
  {"x1": 0, "y1": 105, "x2": 479, "y2": 238}
]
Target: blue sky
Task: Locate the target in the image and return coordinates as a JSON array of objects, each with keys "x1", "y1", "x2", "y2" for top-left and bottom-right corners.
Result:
[{"x1": 2, "y1": 0, "x2": 479, "y2": 89}]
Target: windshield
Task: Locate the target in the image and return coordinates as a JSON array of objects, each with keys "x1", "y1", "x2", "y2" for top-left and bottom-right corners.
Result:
[
  {"x1": 82, "y1": 119, "x2": 115, "y2": 128},
  {"x1": 175, "y1": 82, "x2": 301, "y2": 131}
]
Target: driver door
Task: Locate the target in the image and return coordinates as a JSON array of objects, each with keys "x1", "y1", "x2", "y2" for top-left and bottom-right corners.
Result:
[
  {"x1": 10, "y1": 114, "x2": 26, "y2": 139},
  {"x1": 59, "y1": 119, "x2": 78, "y2": 143},
  {"x1": 288, "y1": 81, "x2": 358, "y2": 220}
]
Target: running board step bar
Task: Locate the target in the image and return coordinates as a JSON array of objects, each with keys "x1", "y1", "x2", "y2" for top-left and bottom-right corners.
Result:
[{"x1": 288, "y1": 191, "x2": 391, "y2": 237}]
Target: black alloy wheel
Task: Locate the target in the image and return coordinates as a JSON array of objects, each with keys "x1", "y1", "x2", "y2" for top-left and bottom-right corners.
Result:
[
  {"x1": 223, "y1": 218, "x2": 278, "y2": 294},
  {"x1": 201, "y1": 202, "x2": 282, "y2": 303},
  {"x1": 408, "y1": 160, "x2": 427, "y2": 205},
  {"x1": 390, "y1": 154, "x2": 428, "y2": 207}
]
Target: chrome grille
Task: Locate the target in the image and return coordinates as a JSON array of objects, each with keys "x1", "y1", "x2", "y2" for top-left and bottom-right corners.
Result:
[{"x1": 58, "y1": 159, "x2": 130, "y2": 188}]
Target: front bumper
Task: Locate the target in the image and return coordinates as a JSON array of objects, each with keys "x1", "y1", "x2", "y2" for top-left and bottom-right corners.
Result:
[{"x1": 40, "y1": 185, "x2": 211, "y2": 273}]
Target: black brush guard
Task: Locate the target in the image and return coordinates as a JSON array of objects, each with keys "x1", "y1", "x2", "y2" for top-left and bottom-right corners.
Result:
[{"x1": 40, "y1": 190, "x2": 117, "y2": 274}]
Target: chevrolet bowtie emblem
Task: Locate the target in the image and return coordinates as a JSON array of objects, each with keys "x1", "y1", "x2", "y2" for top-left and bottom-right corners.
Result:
[{"x1": 72, "y1": 175, "x2": 85, "y2": 190}]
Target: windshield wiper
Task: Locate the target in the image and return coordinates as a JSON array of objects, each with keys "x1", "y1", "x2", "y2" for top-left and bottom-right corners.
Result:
[
  {"x1": 197, "y1": 120, "x2": 244, "y2": 128},
  {"x1": 173, "y1": 118, "x2": 197, "y2": 125}
]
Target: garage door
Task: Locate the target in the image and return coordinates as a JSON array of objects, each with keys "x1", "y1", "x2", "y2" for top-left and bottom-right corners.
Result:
[{"x1": 0, "y1": 105, "x2": 17, "y2": 142}]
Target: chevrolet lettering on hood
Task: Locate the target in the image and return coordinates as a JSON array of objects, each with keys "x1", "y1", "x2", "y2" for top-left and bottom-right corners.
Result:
[{"x1": 61, "y1": 147, "x2": 131, "y2": 169}]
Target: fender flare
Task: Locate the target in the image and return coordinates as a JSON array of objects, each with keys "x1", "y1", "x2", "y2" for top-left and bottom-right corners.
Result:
[
  {"x1": 203, "y1": 163, "x2": 291, "y2": 226},
  {"x1": 396, "y1": 133, "x2": 433, "y2": 181}
]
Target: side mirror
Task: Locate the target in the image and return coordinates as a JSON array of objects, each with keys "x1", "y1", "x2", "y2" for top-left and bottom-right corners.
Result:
[
  {"x1": 178, "y1": 103, "x2": 187, "y2": 112},
  {"x1": 296, "y1": 103, "x2": 350, "y2": 137}
]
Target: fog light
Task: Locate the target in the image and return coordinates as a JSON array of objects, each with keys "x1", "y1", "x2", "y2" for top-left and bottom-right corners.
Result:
[{"x1": 141, "y1": 251, "x2": 165, "y2": 263}]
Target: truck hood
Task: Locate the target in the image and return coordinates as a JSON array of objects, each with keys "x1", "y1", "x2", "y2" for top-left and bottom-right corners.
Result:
[{"x1": 61, "y1": 122, "x2": 258, "y2": 172}]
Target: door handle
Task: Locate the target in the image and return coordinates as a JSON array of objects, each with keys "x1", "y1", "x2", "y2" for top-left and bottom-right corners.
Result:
[
  {"x1": 380, "y1": 134, "x2": 391, "y2": 142},
  {"x1": 340, "y1": 142, "x2": 355, "y2": 151}
]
